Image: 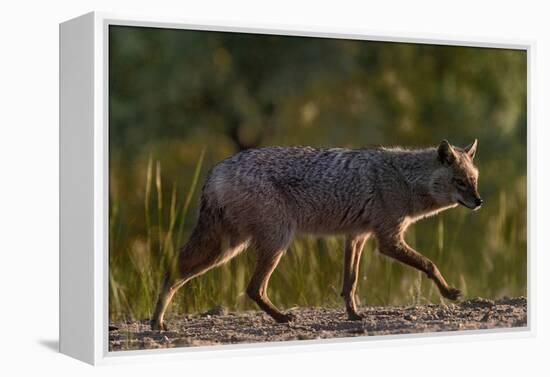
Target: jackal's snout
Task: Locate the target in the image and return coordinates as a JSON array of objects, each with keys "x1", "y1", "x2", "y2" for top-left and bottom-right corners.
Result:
[
  {"x1": 458, "y1": 190, "x2": 483, "y2": 210},
  {"x1": 457, "y1": 196, "x2": 482, "y2": 210},
  {"x1": 470, "y1": 195, "x2": 483, "y2": 211},
  {"x1": 474, "y1": 196, "x2": 483, "y2": 208}
]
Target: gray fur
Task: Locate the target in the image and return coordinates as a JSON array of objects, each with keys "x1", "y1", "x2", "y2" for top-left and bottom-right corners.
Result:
[{"x1": 151, "y1": 140, "x2": 482, "y2": 329}]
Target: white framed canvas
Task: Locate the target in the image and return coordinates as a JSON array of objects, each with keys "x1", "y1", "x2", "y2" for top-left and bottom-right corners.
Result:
[{"x1": 59, "y1": 11, "x2": 532, "y2": 365}]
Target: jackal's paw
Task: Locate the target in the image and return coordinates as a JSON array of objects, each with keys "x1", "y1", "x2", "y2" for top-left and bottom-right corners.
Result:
[
  {"x1": 150, "y1": 319, "x2": 168, "y2": 331},
  {"x1": 274, "y1": 312, "x2": 296, "y2": 324},
  {"x1": 443, "y1": 287, "x2": 462, "y2": 301},
  {"x1": 347, "y1": 311, "x2": 365, "y2": 321}
]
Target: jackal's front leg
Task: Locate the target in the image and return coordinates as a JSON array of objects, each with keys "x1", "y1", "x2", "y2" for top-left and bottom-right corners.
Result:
[
  {"x1": 341, "y1": 234, "x2": 368, "y2": 320},
  {"x1": 376, "y1": 235, "x2": 461, "y2": 301}
]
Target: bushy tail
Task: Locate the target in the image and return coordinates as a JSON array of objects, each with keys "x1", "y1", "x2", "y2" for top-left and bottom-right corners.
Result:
[
  {"x1": 151, "y1": 195, "x2": 249, "y2": 329},
  {"x1": 176, "y1": 198, "x2": 247, "y2": 281}
]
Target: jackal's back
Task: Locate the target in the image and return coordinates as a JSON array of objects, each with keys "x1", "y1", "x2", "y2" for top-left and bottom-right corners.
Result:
[{"x1": 201, "y1": 146, "x2": 391, "y2": 234}]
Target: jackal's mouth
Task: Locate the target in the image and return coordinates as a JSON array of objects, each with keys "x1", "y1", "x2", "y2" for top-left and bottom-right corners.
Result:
[
  {"x1": 457, "y1": 199, "x2": 472, "y2": 209},
  {"x1": 457, "y1": 199, "x2": 480, "y2": 210}
]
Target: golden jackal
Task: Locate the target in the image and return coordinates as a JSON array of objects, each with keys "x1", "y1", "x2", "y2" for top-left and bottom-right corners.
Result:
[{"x1": 151, "y1": 139, "x2": 482, "y2": 330}]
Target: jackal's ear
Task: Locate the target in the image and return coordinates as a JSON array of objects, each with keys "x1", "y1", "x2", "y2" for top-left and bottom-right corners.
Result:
[
  {"x1": 438, "y1": 140, "x2": 456, "y2": 165},
  {"x1": 464, "y1": 139, "x2": 478, "y2": 159}
]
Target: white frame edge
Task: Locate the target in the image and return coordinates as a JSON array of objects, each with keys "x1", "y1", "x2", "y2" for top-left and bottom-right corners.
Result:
[
  {"x1": 59, "y1": 11, "x2": 535, "y2": 365},
  {"x1": 60, "y1": 12, "x2": 96, "y2": 364}
]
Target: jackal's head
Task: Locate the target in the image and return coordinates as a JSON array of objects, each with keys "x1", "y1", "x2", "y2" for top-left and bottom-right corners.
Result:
[{"x1": 430, "y1": 139, "x2": 483, "y2": 210}]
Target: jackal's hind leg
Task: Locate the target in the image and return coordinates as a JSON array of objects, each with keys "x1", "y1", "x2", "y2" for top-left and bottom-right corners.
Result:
[
  {"x1": 341, "y1": 235, "x2": 368, "y2": 320},
  {"x1": 247, "y1": 250, "x2": 294, "y2": 323},
  {"x1": 151, "y1": 228, "x2": 246, "y2": 331},
  {"x1": 151, "y1": 274, "x2": 186, "y2": 331}
]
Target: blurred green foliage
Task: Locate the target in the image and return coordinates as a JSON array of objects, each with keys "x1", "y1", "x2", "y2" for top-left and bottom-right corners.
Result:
[{"x1": 109, "y1": 26, "x2": 527, "y2": 321}]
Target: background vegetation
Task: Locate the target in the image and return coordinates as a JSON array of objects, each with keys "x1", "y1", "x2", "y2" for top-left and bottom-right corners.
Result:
[{"x1": 108, "y1": 26, "x2": 527, "y2": 321}]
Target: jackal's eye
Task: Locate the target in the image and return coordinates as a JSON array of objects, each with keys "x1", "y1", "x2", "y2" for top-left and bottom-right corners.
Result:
[{"x1": 453, "y1": 178, "x2": 466, "y2": 188}]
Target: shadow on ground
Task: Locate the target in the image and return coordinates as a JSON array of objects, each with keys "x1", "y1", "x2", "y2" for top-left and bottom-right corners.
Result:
[{"x1": 38, "y1": 339, "x2": 59, "y2": 352}]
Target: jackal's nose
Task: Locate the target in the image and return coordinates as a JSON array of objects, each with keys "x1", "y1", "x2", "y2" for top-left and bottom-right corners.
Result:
[{"x1": 475, "y1": 198, "x2": 483, "y2": 207}]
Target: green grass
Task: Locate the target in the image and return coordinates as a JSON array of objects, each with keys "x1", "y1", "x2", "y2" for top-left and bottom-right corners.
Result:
[{"x1": 109, "y1": 154, "x2": 527, "y2": 322}]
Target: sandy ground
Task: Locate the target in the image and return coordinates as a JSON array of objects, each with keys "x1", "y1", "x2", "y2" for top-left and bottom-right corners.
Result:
[{"x1": 109, "y1": 297, "x2": 527, "y2": 351}]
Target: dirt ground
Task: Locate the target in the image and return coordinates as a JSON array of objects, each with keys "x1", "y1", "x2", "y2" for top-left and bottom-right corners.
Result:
[{"x1": 109, "y1": 297, "x2": 527, "y2": 351}]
